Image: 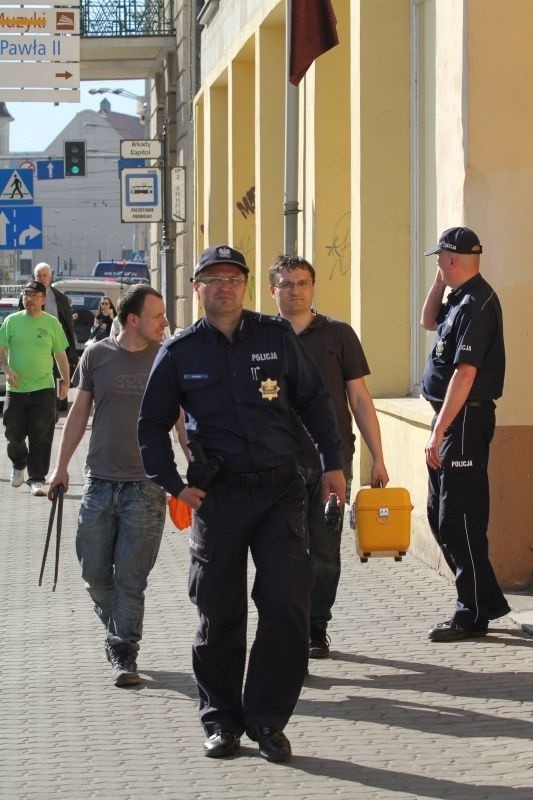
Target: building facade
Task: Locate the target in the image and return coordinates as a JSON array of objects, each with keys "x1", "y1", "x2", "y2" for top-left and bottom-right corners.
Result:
[
  {"x1": 0, "y1": 99, "x2": 146, "y2": 281},
  {"x1": 191, "y1": 0, "x2": 533, "y2": 589}
]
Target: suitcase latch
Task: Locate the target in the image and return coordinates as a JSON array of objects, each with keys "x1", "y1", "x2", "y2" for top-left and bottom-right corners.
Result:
[{"x1": 378, "y1": 507, "x2": 390, "y2": 518}]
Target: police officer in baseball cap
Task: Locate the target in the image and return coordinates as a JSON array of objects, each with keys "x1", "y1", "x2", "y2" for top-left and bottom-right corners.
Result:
[
  {"x1": 140, "y1": 244, "x2": 344, "y2": 762},
  {"x1": 420, "y1": 226, "x2": 509, "y2": 642}
]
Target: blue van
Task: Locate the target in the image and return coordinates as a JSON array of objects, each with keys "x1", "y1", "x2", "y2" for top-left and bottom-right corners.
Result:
[{"x1": 92, "y1": 260, "x2": 150, "y2": 284}]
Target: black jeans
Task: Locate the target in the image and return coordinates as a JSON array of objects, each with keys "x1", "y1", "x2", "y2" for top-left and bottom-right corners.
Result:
[{"x1": 3, "y1": 389, "x2": 56, "y2": 482}]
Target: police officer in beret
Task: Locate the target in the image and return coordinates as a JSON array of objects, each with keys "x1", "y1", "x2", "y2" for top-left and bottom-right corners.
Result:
[
  {"x1": 420, "y1": 226, "x2": 510, "y2": 642},
  {"x1": 139, "y1": 245, "x2": 345, "y2": 762}
]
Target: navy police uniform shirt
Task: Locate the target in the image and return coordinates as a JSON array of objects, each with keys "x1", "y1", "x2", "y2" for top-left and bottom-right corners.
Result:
[
  {"x1": 421, "y1": 274, "x2": 505, "y2": 404},
  {"x1": 138, "y1": 310, "x2": 343, "y2": 498}
]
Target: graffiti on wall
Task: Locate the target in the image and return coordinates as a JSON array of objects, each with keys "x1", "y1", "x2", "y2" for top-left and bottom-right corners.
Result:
[
  {"x1": 325, "y1": 212, "x2": 350, "y2": 281},
  {"x1": 237, "y1": 186, "x2": 255, "y2": 219}
]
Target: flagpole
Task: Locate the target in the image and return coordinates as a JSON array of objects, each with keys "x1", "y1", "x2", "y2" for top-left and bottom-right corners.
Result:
[{"x1": 284, "y1": 0, "x2": 299, "y2": 255}]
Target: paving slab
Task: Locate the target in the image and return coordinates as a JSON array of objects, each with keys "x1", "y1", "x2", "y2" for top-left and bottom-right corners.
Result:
[{"x1": 1, "y1": 417, "x2": 532, "y2": 800}]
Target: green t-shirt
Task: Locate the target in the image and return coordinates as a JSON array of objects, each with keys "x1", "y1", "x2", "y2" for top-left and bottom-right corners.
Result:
[{"x1": 0, "y1": 310, "x2": 68, "y2": 393}]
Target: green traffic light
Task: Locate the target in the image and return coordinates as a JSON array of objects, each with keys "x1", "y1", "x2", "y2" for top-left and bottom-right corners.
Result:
[{"x1": 71, "y1": 165, "x2": 80, "y2": 174}]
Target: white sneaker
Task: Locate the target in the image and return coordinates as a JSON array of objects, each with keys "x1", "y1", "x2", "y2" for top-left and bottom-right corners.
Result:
[
  {"x1": 29, "y1": 481, "x2": 46, "y2": 497},
  {"x1": 10, "y1": 468, "x2": 25, "y2": 488}
]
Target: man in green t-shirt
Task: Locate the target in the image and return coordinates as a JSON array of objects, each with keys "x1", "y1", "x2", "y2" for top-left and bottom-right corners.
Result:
[{"x1": 0, "y1": 280, "x2": 69, "y2": 496}]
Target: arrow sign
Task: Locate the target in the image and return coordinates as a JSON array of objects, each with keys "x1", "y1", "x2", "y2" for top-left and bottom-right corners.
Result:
[
  {"x1": 19, "y1": 223, "x2": 41, "y2": 245},
  {"x1": 0, "y1": 210, "x2": 8, "y2": 245},
  {"x1": 0, "y1": 206, "x2": 43, "y2": 250},
  {"x1": 37, "y1": 159, "x2": 64, "y2": 180},
  {"x1": 0, "y1": 61, "x2": 79, "y2": 90}
]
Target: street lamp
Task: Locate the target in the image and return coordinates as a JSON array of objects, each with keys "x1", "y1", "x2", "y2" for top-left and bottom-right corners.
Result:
[{"x1": 88, "y1": 87, "x2": 148, "y2": 124}]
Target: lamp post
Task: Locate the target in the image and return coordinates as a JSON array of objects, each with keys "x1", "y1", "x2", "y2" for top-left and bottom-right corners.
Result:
[
  {"x1": 88, "y1": 87, "x2": 148, "y2": 126},
  {"x1": 159, "y1": 116, "x2": 175, "y2": 330},
  {"x1": 89, "y1": 85, "x2": 175, "y2": 330}
]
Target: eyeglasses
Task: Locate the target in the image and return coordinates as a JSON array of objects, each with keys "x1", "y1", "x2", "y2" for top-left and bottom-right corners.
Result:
[
  {"x1": 274, "y1": 280, "x2": 313, "y2": 291},
  {"x1": 100, "y1": 302, "x2": 110, "y2": 306},
  {"x1": 196, "y1": 276, "x2": 246, "y2": 287}
]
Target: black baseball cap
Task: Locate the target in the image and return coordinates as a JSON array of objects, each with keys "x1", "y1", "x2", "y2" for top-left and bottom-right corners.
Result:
[
  {"x1": 193, "y1": 245, "x2": 249, "y2": 278},
  {"x1": 424, "y1": 227, "x2": 483, "y2": 256},
  {"x1": 22, "y1": 280, "x2": 46, "y2": 294}
]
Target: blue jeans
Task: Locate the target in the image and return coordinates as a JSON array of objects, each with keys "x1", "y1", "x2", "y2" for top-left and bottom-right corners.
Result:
[
  {"x1": 76, "y1": 478, "x2": 166, "y2": 652},
  {"x1": 299, "y1": 464, "x2": 352, "y2": 629}
]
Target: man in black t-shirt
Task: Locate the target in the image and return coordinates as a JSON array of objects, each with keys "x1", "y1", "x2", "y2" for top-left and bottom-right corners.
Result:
[
  {"x1": 269, "y1": 254, "x2": 389, "y2": 659},
  {"x1": 421, "y1": 227, "x2": 510, "y2": 642}
]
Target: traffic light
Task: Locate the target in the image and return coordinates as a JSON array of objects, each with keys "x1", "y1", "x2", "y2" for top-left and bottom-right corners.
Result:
[{"x1": 64, "y1": 140, "x2": 86, "y2": 177}]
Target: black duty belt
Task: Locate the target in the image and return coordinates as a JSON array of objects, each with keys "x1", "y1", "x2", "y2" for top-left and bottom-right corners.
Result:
[
  {"x1": 430, "y1": 400, "x2": 494, "y2": 413},
  {"x1": 217, "y1": 460, "x2": 296, "y2": 489}
]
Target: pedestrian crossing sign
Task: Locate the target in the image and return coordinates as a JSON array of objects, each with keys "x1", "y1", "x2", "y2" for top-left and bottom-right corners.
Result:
[{"x1": 0, "y1": 169, "x2": 34, "y2": 206}]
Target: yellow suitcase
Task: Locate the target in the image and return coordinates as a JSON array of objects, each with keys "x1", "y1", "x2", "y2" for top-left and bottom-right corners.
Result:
[{"x1": 353, "y1": 486, "x2": 413, "y2": 563}]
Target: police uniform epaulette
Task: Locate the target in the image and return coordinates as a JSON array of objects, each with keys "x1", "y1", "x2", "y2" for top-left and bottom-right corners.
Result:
[
  {"x1": 253, "y1": 312, "x2": 291, "y2": 330},
  {"x1": 165, "y1": 322, "x2": 199, "y2": 348}
]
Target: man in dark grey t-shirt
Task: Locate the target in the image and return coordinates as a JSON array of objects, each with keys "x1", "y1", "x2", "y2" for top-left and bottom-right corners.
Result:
[
  {"x1": 48, "y1": 285, "x2": 169, "y2": 687},
  {"x1": 269, "y1": 255, "x2": 389, "y2": 659}
]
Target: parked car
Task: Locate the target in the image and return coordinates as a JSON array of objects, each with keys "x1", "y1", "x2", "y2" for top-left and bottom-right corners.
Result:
[
  {"x1": 52, "y1": 278, "x2": 130, "y2": 351},
  {"x1": 0, "y1": 299, "x2": 19, "y2": 407},
  {"x1": 92, "y1": 260, "x2": 150, "y2": 285}
]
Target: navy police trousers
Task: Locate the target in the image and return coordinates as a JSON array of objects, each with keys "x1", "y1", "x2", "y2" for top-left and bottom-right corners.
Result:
[{"x1": 188, "y1": 471, "x2": 313, "y2": 736}]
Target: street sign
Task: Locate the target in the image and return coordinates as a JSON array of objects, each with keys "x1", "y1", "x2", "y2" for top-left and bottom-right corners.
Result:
[
  {"x1": 0, "y1": 88, "x2": 80, "y2": 102},
  {"x1": 0, "y1": 8, "x2": 80, "y2": 35},
  {"x1": 120, "y1": 167, "x2": 162, "y2": 223},
  {"x1": 0, "y1": 61, "x2": 79, "y2": 89},
  {"x1": 120, "y1": 140, "x2": 161, "y2": 160},
  {"x1": 0, "y1": 7, "x2": 80, "y2": 98},
  {"x1": 0, "y1": 168, "x2": 34, "y2": 205},
  {"x1": 0, "y1": 206, "x2": 43, "y2": 249},
  {"x1": 171, "y1": 166, "x2": 186, "y2": 222},
  {"x1": 3, "y1": 0, "x2": 79, "y2": 5},
  {"x1": 37, "y1": 159, "x2": 64, "y2": 180},
  {"x1": 0, "y1": 35, "x2": 80, "y2": 63}
]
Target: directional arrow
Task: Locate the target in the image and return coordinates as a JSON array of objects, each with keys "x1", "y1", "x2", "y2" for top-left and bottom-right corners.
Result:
[
  {"x1": 47, "y1": 162, "x2": 54, "y2": 178},
  {"x1": 0, "y1": 211, "x2": 8, "y2": 245},
  {"x1": 19, "y1": 223, "x2": 41, "y2": 245},
  {"x1": 55, "y1": 71, "x2": 73, "y2": 80}
]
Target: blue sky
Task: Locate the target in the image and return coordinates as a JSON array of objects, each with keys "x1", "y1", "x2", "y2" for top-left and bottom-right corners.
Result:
[{"x1": 7, "y1": 79, "x2": 146, "y2": 153}]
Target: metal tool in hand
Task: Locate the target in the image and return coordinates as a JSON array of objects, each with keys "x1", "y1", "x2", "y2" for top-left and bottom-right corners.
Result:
[{"x1": 39, "y1": 485, "x2": 64, "y2": 592}]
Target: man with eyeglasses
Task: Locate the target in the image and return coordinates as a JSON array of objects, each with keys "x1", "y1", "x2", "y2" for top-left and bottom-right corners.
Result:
[
  {"x1": 269, "y1": 254, "x2": 389, "y2": 659},
  {"x1": 139, "y1": 244, "x2": 345, "y2": 763},
  {"x1": 0, "y1": 280, "x2": 69, "y2": 496}
]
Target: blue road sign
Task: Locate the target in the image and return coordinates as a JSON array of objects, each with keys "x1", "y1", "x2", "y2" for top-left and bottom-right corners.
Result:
[
  {"x1": 37, "y1": 160, "x2": 65, "y2": 181},
  {"x1": 0, "y1": 168, "x2": 34, "y2": 206},
  {"x1": 0, "y1": 206, "x2": 43, "y2": 250},
  {"x1": 118, "y1": 158, "x2": 146, "y2": 170}
]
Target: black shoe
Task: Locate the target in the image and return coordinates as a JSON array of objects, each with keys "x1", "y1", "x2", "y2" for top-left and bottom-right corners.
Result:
[
  {"x1": 488, "y1": 603, "x2": 511, "y2": 620},
  {"x1": 204, "y1": 731, "x2": 240, "y2": 759},
  {"x1": 309, "y1": 625, "x2": 330, "y2": 658},
  {"x1": 105, "y1": 642, "x2": 141, "y2": 686},
  {"x1": 246, "y1": 726, "x2": 291, "y2": 762},
  {"x1": 428, "y1": 620, "x2": 488, "y2": 642}
]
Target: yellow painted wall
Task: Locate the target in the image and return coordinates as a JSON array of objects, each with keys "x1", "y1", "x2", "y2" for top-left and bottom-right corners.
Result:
[
  {"x1": 312, "y1": 0, "x2": 351, "y2": 321},
  {"x1": 229, "y1": 56, "x2": 256, "y2": 308},
  {"x1": 255, "y1": 22, "x2": 285, "y2": 309},
  {"x1": 191, "y1": 0, "x2": 532, "y2": 588}
]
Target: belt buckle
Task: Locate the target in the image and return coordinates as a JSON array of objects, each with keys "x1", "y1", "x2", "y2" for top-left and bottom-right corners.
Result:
[{"x1": 240, "y1": 472, "x2": 261, "y2": 488}]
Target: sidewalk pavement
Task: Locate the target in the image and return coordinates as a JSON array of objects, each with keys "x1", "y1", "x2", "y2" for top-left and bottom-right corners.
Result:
[{"x1": 1, "y1": 414, "x2": 532, "y2": 800}]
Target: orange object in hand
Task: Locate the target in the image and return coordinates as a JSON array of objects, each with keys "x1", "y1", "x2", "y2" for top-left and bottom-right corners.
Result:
[{"x1": 168, "y1": 495, "x2": 192, "y2": 530}]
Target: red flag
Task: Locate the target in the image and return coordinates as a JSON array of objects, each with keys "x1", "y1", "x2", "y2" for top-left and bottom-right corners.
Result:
[{"x1": 289, "y1": 0, "x2": 339, "y2": 86}]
